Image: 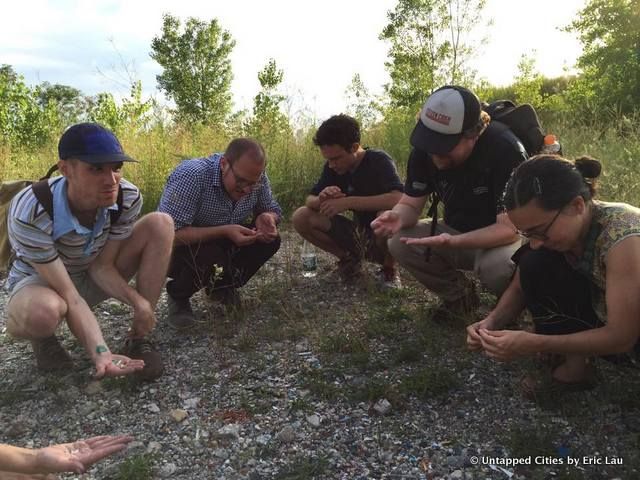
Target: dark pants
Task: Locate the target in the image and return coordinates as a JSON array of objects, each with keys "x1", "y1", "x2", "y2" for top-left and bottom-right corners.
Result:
[
  {"x1": 518, "y1": 248, "x2": 603, "y2": 335},
  {"x1": 166, "y1": 237, "x2": 281, "y2": 301},
  {"x1": 519, "y1": 247, "x2": 640, "y2": 363},
  {"x1": 328, "y1": 215, "x2": 385, "y2": 264}
]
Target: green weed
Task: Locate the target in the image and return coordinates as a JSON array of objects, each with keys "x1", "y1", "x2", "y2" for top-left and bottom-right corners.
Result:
[
  {"x1": 116, "y1": 453, "x2": 156, "y2": 480},
  {"x1": 399, "y1": 366, "x2": 459, "y2": 400},
  {"x1": 275, "y1": 455, "x2": 329, "y2": 480}
]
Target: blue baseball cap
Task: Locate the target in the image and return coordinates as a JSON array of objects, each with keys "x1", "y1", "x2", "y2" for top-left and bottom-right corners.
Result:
[{"x1": 58, "y1": 122, "x2": 137, "y2": 164}]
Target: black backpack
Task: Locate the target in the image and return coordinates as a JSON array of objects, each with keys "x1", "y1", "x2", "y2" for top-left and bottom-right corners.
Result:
[{"x1": 482, "y1": 100, "x2": 547, "y2": 156}]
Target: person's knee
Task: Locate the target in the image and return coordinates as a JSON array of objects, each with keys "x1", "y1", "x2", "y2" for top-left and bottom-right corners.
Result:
[
  {"x1": 387, "y1": 232, "x2": 408, "y2": 261},
  {"x1": 291, "y1": 206, "x2": 312, "y2": 232},
  {"x1": 8, "y1": 295, "x2": 65, "y2": 337},
  {"x1": 476, "y1": 256, "x2": 515, "y2": 296},
  {"x1": 141, "y1": 212, "x2": 174, "y2": 242}
]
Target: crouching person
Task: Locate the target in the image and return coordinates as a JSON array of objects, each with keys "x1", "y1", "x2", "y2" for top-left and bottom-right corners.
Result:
[
  {"x1": 292, "y1": 114, "x2": 404, "y2": 287},
  {"x1": 158, "y1": 138, "x2": 282, "y2": 328},
  {"x1": 5, "y1": 123, "x2": 174, "y2": 381}
]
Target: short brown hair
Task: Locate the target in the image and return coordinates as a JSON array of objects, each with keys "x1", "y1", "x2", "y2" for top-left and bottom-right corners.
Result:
[{"x1": 224, "y1": 138, "x2": 266, "y2": 165}]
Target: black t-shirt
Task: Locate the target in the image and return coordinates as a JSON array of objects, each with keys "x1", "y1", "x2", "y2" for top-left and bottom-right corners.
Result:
[
  {"x1": 404, "y1": 121, "x2": 528, "y2": 233},
  {"x1": 311, "y1": 148, "x2": 404, "y2": 227}
]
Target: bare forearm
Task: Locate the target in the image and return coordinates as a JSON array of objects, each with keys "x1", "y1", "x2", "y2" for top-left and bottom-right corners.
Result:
[
  {"x1": 174, "y1": 225, "x2": 230, "y2": 245},
  {"x1": 392, "y1": 202, "x2": 421, "y2": 229},
  {"x1": 63, "y1": 295, "x2": 109, "y2": 362},
  {"x1": 0, "y1": 444, "x2": 43, "y2": 474},
  {"x1": 450, "y1": 223, "x2": 519, "y2": 250},
  {"x1": 88, "y1": 265, "x2": 142, "y2": 307},
  {"x1": 534, "y1": 326, "x2": 637, "y2": 356},
  {"x1": 343, "y1": 192, "x2": 402, "y2": 212}
]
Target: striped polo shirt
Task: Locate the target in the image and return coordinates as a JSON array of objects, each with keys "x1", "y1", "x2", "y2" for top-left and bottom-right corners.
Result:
[
  {"x1": 157, "y1": 153, "x2": 282, "y2": 230},
  {"x1": 6, "y1": 177, "x2": 142, "y2": 292}
]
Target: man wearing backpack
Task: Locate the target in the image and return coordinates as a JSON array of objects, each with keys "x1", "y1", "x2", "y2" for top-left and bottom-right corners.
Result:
[
  {"x1": 372, "y1": 85, "x2": 527, "y2": 322},
  {"x1": 4, "y1": 123, "x2": 174, "y2": 380}
]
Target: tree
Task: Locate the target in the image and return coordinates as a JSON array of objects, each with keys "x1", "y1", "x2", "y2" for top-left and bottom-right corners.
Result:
[
  {"x1": 88, "y1": 81, "x2": 154, "y2": 134},
  {"x1": 344, "y1": 74, "x2": 379, "y2": 129},
  {"x1": 567, "y1": 0, "x2": 640, "y2": 113},
  {"x1": 0, "y1": 65, "x2": 59, "y2": 149},
  {"x1": 37, "y1": 82, "x2": 87, "y2": 126},
  {"x1": 150, "y1": 13, "x2": 235, "y2": 125},
  {"x1": 246, "y1": 59, "x2": 290, "y2": 142},
  {"x1": 512, "y1": 54, "x2": 544, "y2": 109},
  {"x1": 380, "y1": 0, "x2": 486, "y2": 109}
]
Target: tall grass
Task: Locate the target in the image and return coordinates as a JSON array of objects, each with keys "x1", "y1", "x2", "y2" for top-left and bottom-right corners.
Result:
[
  {"x1": 2, "y1": 111, "x2": 640, "y2": 217},
  {"x1": 546, "y1": 111, "x2": 640, "y2": 206}
]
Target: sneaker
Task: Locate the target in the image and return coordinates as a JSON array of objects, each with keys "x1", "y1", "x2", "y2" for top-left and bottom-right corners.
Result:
[
  {"x1": 208, "y1": 287, "x2": 242, "y2": 309},
  {"x1": 167, "y1": 296, "x2": 196, "y2": 330},
  {"x1": 430, "y1": 286, "x2": 480, "y2": 324},
  {"x1": 31, "y1": 335, "x2": 73, "y2": 371},
  {"x1": 376, "y1": 266, "x2": 402, "y2": 290},
  {"x1": 121, "y1": 337, "x2": 163, "y2": 381}
]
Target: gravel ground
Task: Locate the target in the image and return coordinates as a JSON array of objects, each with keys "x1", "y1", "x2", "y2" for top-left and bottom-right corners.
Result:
[{"x1": 1, "y1": 230, "x2": 639, "y2": 480}]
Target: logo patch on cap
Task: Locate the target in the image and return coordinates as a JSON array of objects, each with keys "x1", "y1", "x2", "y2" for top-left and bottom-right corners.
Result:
[{"x1": 425, "y1": 108, "x2": 451, "y2": 126}]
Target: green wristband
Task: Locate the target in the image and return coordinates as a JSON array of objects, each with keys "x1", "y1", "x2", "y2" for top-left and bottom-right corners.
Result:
[{"x1": 96, "y1": 345, "x2": 108, "y2": 355}]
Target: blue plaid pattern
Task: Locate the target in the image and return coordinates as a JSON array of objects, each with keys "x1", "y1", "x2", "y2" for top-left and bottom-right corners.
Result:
[{"x1": 158, "y1": 153, "x2": 282, "y2": 230}]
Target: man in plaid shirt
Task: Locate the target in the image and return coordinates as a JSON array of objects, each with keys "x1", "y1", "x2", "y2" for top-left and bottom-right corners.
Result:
[{"x1": 158, "y1": 138, "x2": 282, "y2": 328}]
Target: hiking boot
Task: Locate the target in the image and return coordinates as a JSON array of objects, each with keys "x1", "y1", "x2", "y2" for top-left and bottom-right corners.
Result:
[
  {"x1": 208, "y1": 287, "x2": 242, "y2": 309},
  {"x1": 31, "y1": 335, "x2": 73, "y2": 371},
  {"x1": 167, "y1": 296, "x2": 196, "y2": 330},
  {"x1": 376, "y1": 266, "x2": 402, "y2": 290},
  {"x1": 430, "y1": 287, "x2": 480, "y2": 324},
  {"x1": 121, "y1": 337, "x2": 163, "y2": 381}
]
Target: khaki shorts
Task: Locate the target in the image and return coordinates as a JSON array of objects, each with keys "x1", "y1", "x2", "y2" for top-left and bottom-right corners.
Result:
[{"x1": 8, "y1": 271, "x2": 110, "y2": 308}]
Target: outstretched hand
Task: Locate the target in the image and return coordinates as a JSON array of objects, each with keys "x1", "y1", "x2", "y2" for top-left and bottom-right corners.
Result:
[
  {"x1": 400, "y1": 233, "x2": 454, "y2": 248},
  {"x1": 34, "y1": 435, "x2": 133, "y2": 474},
  {"x1": 94, "y1": 354, "x2": 144, "y2": 379},
  {"x1": 370, "y1": 210, "x2": 402, "y2": 238}
]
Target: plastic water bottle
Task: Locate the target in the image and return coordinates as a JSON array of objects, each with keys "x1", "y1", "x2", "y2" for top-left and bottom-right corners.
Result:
[
  {"x1": 301, "y1": 240, "x2": 317, "y2": 277},
  {"x1": 541, "y1": 134, "x2": 561, "y2": 154}
]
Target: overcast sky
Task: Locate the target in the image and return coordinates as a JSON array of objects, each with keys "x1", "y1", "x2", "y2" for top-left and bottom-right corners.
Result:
[{"x1": 1, "y1": 0, "x2": 586, "y2": 120}]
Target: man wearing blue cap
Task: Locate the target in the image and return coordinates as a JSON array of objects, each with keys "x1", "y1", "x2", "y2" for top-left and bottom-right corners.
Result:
[
  {"x1": 372, "y1": 86, "x2": 527, "y2": 323},
  {"x1": 5, "y1": 122, "x2": 174, "y2": 380}
]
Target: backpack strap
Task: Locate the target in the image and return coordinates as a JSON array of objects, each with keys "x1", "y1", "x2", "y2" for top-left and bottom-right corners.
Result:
[
  {"x1": 31, "y1": 164, "x2": 60, "y2": 219},
  {"x1": 110, "y1": 185, "x2": 124, "y2": 225},
  {"x1": 32, "y1": 180, "x2": 55, "y2": 220},
  {"x1": 424, "y1": 192, "x2": 440, "y2": 262},
  {"x1": 39, "y1": 164, "x2": 59, "y2": 181}
]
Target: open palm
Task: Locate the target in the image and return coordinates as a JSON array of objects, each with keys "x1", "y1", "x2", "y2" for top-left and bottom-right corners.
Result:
[{"x1": 34, "y1": 435, "x2": 132, "y2": 474}]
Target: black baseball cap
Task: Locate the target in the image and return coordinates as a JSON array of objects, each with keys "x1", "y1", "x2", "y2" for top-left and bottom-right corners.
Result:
[
  {"x1": 410, "y1": 85, "x2": 481, "y2": 155},
  {"x1": 58, "y1": 122, "x2": 137, "y2": 164}
]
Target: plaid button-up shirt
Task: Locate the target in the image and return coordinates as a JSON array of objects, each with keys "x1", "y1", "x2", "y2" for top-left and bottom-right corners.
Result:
[{"x1": 158, "y1": 153, "x2": 282, "y2": 230}]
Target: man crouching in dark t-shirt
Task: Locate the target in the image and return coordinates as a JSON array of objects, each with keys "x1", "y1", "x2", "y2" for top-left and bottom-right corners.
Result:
[
  {"x1": 372, "y1": 86, "x2": 527, "y2": 322},
  {"x1": 292, "y1": 114, "x2": 404, "y2": 287}
]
